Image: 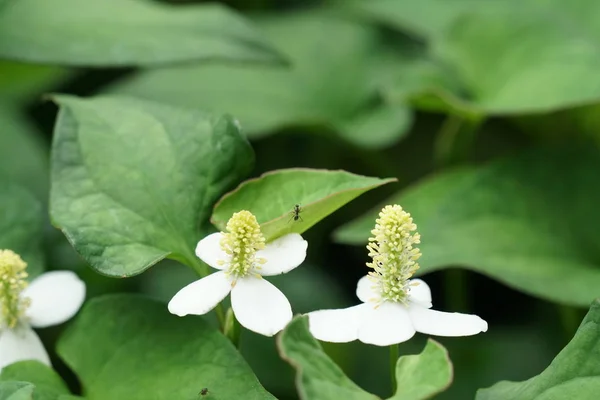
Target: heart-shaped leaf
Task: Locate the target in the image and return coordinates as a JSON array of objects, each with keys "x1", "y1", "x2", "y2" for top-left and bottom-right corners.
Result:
[
  {"x1": 278, "y1": 317, "x2": 453, "y2": 400},
  {"x1": 335, "y1": 147, "x2": 600, "y2": 306},
  {"x1": 476, "y1": 299, "x2": 600, "y2": 400},
  {"x1": 0, "y1": 184, "x2": 43, "y2": 277},
  {"x1": 106, "y1": 11, "x2": 411, "y2": 148},
  {"x1": 58, "y1": 294, "x2": 275, "y2": 400},
  {"x1": 211, "y1": 169, "x2": 396, "y2": 242},
  {"x1": 50, "y1": 95, "x2": 254, "y2": 277},
  {"x1": 0, "y1": 0, "x2": 282, "y2": 66}
]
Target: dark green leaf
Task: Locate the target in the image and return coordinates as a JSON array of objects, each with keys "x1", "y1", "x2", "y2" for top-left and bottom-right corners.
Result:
[
  {"x1": 50, "y1": 95, "x2": 254, "y2": 277},
  {"x1": 477, "y1": 300, "x2": 600, "y2": 400},
  {"x1": 335, "y1": 147, "x2": 600, "y2": 306},
  {"x1": 58, "y1": 294, "x2": 275, "y2": 400},
  {"x1": 211, "y1": 169, "x2": 396, "y2": 242},
  {"x1": 0, "y1": 184, "x2": 43, "y2": 277},
  {"x1": 0, "y1": 0, "x2": 282, "y2": 67},
  {"x1": 106, "y1": 11, "x2": 411, "y2": 148}
]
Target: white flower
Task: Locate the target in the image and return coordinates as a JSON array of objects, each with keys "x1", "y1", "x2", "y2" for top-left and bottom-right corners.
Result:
[
  {"x1": 0, "y1": 250, "x2": 86, "y2": 372},
  {"x1": 168, "y1": 210, "x2": 307, "y2": 337},
  {"x1": 308, "y1": 205, "x2": 487, "y2": 346}
]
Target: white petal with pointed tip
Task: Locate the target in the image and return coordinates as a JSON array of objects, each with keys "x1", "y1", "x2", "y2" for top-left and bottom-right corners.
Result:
[
  {"x1": 231, "y1": 276, "x2": 292, "y2": 336},
  {"x1": 408, "y1": 305, "x2": 488, "y2": 336},
  {"x1": 168, "y1": 271, "x2": 232, "y2": 317},
  {"x1": 358, "y1": 302, "x2": 415, "y2": 346},
  {"x1": 195, "y1": 233, "x2": 228, "y2": 270},
  {"x1": 23, "y1": 271, "x2": 86, "y2": 328},
  {"x1": 408, "y1": 279, "x2": 433, "y2": 308},
  {"x1": 356, "y1": 275, "x2": 379, "y2": 303},
  {"x1": 255, "y1": 233, "x2": 307, "y2": 276},
  {"x1": 0, "y1": 325, "x2": 50, "y2": 373},
  {"x1": 308, "y1": 304, "x2": 364, "y2": 343}
]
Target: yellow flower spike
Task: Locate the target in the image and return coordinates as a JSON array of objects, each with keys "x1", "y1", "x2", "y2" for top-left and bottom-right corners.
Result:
[
  {"x1": 366, "y1": 205, "x2": 422, "y2": 304},
  {"x1": 219, "y1": 211, "x2": 266, "y2": 279},
  {"x1": 0, "y1": 249, "x2": 30, "y2": 329}
]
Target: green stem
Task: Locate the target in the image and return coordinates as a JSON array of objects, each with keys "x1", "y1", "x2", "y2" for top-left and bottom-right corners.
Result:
[
  {"x1": 434, "y1": 113, "x2": 484, "y2": 167},
  {"x1": 389, "y1": 344, "x2": 399, "y2": 394},
  {"x1": 557, "y1": 304, "x2": 583, "y2": 341},
  {"x1": 444, "y1": 269, "x2": 469, "y2": 313},
  {"x1": 224, "y1": 307, "x2": 242, "y2": 349}
]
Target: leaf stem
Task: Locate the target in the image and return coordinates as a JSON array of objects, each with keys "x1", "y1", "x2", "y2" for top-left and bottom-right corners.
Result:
[{"x1": 389, "y1": 343, "x2": 399, "y2": 394}]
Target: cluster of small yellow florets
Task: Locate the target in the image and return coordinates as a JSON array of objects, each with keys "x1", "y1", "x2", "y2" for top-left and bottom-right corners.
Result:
[
  {"x1": 366, "y1": 205, "x2": 421, "y2": 304},
  {"x1": 219, "y1": 211, "x2": 267, "y2": 278},
  {"x1": 0, "y1": 249, "x2": 30, "y2": 329}
]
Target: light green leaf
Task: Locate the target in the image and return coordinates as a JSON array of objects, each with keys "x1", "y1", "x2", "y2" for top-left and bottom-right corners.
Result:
[
  {"x1": 0, "y1": 103, "x2": 49, "y2": 199},
  {"x1": 58, "y1": 294, "x2": 275, "y2": 400},
  {"x1": 390, "y1": 340, "x2": 452, "y2": 400},
  {"x1": 476, "y1": 299, "x2": 600, "y2": 400},
  {"x1": 0, "y1": 361, "x2": 73, "y2": 400},
  {"x1": 211, "y1": 169, "x2": 396, "y2": 242},
  {"x1": 0, "y1": 382, "x2": 34, "y2": 400},
  {"x1": 334, "y1": 147, "x2": 600, "y2": 306},
  {"x1": 0, "y1": 184, "x2": 43, "y2": 277},
  {"x1": 50, "y1": 95, "x2": 254, "y2": 277},
  {"x1": 106, "y1": 11, "x2": 411, "y2": 148},
  {"x1": 0, "y1": 0, "x2": 282, "y2": 66},
  {"x1": 278, "y1": 316, "x2": 378, "y2": 400}
]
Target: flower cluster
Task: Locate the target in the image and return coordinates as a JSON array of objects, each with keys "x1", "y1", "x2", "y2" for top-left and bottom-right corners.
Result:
[{"x1": 0, "y1": 250, "x2": 86, "y2": 372}]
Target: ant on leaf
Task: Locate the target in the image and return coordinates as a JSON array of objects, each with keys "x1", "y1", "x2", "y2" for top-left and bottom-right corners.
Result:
[{"x1": 288, "y1": 204, "x2": 303, "y2": 223}]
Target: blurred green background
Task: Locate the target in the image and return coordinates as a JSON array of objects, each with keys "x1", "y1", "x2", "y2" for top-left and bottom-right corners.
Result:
[{"x1": 2, "y1": 0, "x2": 600, "y2": 398}]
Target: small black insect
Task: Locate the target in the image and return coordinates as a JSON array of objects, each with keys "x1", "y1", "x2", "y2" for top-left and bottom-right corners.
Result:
[
  {"x1": 199, "y1": 388, "x2": 209, "y2": 396},
  {"x1": 288, "y1": 204, "x2": 303, "y2": 223}
]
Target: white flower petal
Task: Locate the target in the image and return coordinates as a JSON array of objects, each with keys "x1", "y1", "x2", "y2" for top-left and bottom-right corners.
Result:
[
  {"x1": 195, "y1": 233, "x2": 228, "y2": 270},
  {"x1": 356, "y1": 275, "x2": 379, "y2": 303},
  {"x1": 23, "y1": 271, "x2": 86, "y2": 328},
  {"x1": 308, "y1": 304, "x2": 365, "y2": 343},
  {"x1": 230, "y1": 276, "x2": 292, "y2": 336},
  {"x1": 408, "y1": 279, "x2": 433, "y2": 308},
  {"x1": 255, "y1": 233, "x2": 307, "y2": 276},
  {"x1": 0, "y1": 325, "x2": 50, "y2": 373},
  {"x1": 358, "y1": 302, "x2": 416, "y2": 346},
  {"x1": 168, "y1": 271, "x2": 232, "y2": 317},
  {"x1": 408, "y1": 305, "x2": 488, "y2": 336}
]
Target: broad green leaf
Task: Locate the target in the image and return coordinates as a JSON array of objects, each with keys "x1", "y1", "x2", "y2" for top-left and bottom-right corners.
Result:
[
  {"x1": 0, "y1": 361, "x2": 73, "y2": 400},
  {"x1": 476, "y1": 299, "x2": 600, "y2": 400},
  {"x1": 0, "y1": 382, "x2": 34, "y2": 400},
  {"x1": 278, "y1": 316, "x2": 377, "y2": 400},
  {"x1": 356, "y1": 0, "x2": 600, "y2": 116},
  {"x1": 0, "y1": 103, "x2": 49, "y2": 199},
  {"x1": 211, "y1": 169, "x2": 396, "y2": 242},
  {"x1": 334, "y1": 147, "x2": 600, "y2": 306},
  {"x1": 390, "y1": 340, "x2": 452, "y2": 400},
  {"x1": 0, "y1": 0, "x2": 282, "y2": 67},
  {"x1": 50, "y1": 95, "x2": 254, "y2": 277},
  {"x1": 0, "y1": 184, "x2": 43, "y2": 277},
  {"x1": 58, "y1": 294, "x2": 275, "y2": 400},
  {"x1": 106, "y1": 11, "x2": 411, "y2": 148}
]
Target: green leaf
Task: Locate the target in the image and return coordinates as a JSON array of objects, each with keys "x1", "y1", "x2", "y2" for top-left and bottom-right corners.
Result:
[
  {"x1": 358, "y1": 0, "x2": 600, "y2": 116},
  {"x1": 58, "y1": 294, "x2": 275, "y2": 400},
  {"x1": 0, "y1": 0, "x2": 282, "y2": 67},
  {"x1": 0, "y1": 382, "x2": 34, "y2": 400},
  {"x1": 0, "y1": 361, "x2": 73, "y2": 400},
  {"x1": 50, "y1": 95, "x2": 254, "y2": 277},
  {"x1": 0, "y1": 62, "x2": 69, "y2": 103},
  {"x1": 476, "y1": 299, "x2": 600, "y2": 400},
  {"x1": 278, "y1": 316, "x2": 378, "y2": 400},
  {"x1": 334, "y1": 147, "x2": 600, "y2": 306},
  {"x1": 106, "y1": 11, "x2": 411, "y2": 148},
  {"x1": 0, "y1": 102, "x2": 49, "y2": 199},
  {"x1": 211, "y1": 169, "x2": 396, "y2": 242},
  {"x1": 0, "y1": 184, "x2": 44, "y2": 277},
  {"x1": 390, "y1": 340, "x2": 452, "y2": 400}
]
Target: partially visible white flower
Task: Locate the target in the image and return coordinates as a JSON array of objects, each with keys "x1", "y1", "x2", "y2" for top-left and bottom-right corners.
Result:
[
  {"x1": 308, "y1": 205, "x2": 487, "y2": 346},
  {"x1": 0, "y1": 250, "x2": 86, "y2": 372},
  {"x1": 168, "y1": 210, "x2": 307, "y2": 337}
]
